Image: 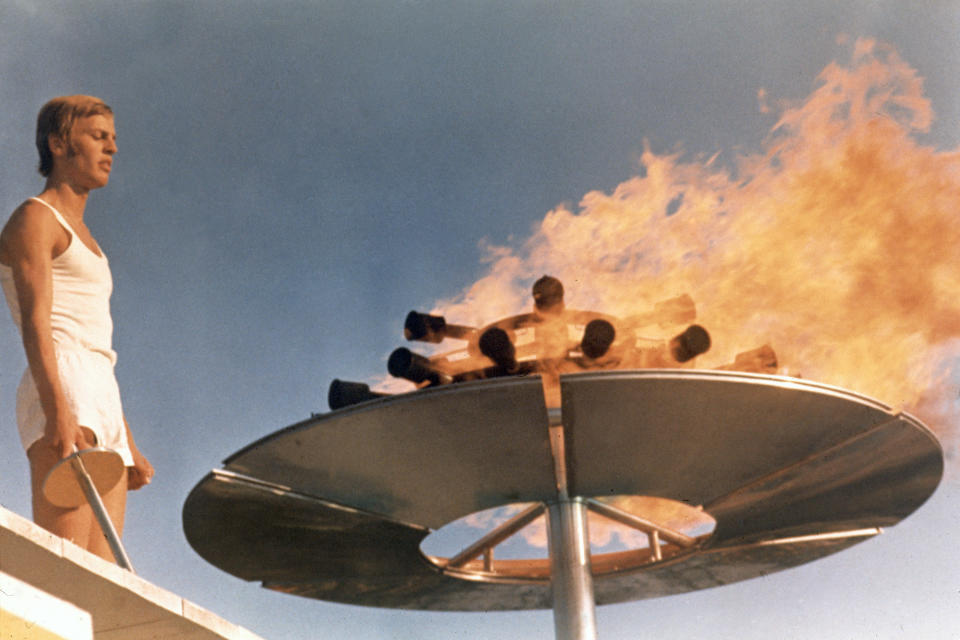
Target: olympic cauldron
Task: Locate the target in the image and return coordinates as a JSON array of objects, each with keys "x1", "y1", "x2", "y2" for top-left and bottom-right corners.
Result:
[{"x1": 183, "y1": 276, "x2": 943, "y2": 640}]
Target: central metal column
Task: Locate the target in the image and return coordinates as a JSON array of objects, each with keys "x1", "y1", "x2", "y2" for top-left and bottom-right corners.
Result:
[{"x1": 547, "y1": 498, "x2": 597, "y2": 640}]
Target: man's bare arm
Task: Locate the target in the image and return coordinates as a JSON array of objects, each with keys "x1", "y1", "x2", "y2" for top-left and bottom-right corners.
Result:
[{"x1": 0, "y1": 201, "x2": 88, "y2": 459}]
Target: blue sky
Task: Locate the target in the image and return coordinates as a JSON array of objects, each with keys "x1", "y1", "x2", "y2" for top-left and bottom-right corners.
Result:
[{"x1": 1, "y1": 2, "x2": 958, "y2": 639}]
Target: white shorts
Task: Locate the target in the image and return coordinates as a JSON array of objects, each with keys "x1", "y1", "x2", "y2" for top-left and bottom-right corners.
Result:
[{"x1": 16, "y1": 348, "x2": 133, "y2": 466}]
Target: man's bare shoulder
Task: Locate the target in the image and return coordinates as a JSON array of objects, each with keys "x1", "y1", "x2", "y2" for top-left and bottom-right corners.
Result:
[
  {"x1": 3, "y1": 198, "x2": 54, "y2": 231},
  {"x1": 0, "y1": 199, "x2": 61, "y2": 264}
]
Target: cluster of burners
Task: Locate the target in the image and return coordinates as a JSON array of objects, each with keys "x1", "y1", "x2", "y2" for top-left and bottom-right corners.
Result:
[{"x1": 329, "y1": 275, "x2": 715, "y2": 410}]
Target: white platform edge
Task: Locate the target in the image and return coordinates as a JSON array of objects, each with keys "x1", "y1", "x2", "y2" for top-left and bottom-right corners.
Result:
[
  {"x1": 1, "y1": 570, "x2": 93, "y2": 639},
  {"x1": 0, "y1": 505, "x2": 265, "y2": 640}
]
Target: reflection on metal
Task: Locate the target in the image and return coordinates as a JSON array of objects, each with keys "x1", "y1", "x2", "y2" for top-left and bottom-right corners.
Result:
[
  {"x1": 548, "y1": 406, "x2": 568, "y2": 499},
  {"x1": 724, "y1": 528, "x2": 882, "y2": 550},
  {"x1": 183, "y1": 370, "x2": 943, "y2": 617},
  {"x1": 548, "y1": 499, "x2": 597, "y2": 640}
]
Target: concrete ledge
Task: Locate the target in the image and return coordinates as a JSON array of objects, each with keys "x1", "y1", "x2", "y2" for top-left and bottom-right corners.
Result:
[
  {"x1": 1, "y1": 571, "x2": 93, "y2": 639},
  {"x1": 0, "y1": 506, "x2": 264, "y2": 640}
]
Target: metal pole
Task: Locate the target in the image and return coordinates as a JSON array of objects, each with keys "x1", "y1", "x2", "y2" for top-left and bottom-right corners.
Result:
[
  {"x1": 547, "y1": 498, "x2": 597, "y2": 640},
  {"x1": 70, "y1": 454, "x2": 135, "y2": 572}
]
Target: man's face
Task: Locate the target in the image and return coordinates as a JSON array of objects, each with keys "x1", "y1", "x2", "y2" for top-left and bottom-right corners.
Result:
[{"x1": 56, "y1": 113, "x2": 117, "y2": 189}]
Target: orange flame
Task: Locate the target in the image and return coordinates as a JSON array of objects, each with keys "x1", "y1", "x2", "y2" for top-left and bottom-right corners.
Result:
[{"x1": 431, "y1": 38, "x2": 959, "y2": 447}]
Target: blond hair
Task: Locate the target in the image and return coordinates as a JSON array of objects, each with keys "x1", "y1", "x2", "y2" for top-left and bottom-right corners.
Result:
[{"x1": 36, "y1": 95, "x2": 113, "y2": 177}]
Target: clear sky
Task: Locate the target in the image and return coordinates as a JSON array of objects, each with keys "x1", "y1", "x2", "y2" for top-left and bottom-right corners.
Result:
[{"x1": 1, "y1": 2, "x2": 958, "y2": 639}]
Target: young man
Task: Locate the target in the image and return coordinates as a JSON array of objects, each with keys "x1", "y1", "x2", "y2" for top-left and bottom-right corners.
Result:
[{"x1": 0, "y1": 95, "x2": 153, "y2": 563}]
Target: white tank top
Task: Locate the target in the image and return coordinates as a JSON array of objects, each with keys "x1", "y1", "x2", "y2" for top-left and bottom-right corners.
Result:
[{"x1": 0, "y1": 197, "x2": 116, "y2": 365}]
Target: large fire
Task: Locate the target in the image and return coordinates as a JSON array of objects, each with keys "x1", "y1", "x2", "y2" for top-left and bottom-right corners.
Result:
[
  {"x1": 428, "y1": 38, "x2": 959, "y2": 450},
  {"x1": 366, "y1": 38, "x2": 958, "y2": 554}
]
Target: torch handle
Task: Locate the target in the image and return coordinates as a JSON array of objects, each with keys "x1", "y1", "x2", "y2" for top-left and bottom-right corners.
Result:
[{"x1": 69, "y1": 447, "x2": 135, "y2": 572}]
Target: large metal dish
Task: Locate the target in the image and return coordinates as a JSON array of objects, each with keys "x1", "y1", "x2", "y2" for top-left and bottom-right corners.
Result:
[{"x1": 183, "y1": 370, "x2": 942, "y2": 610}]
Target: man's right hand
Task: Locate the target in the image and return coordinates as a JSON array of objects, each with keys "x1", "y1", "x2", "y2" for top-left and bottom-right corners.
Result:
[{"x1": 43, "y1": 416, "x2": 91, "y2": 460}]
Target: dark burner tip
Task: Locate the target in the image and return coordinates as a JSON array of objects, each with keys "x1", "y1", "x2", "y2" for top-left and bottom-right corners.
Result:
[
  {"x1": 388, "y1": 347, "x2": 442, "y2": 385},
  {"x1": 532, "y1": 275, "x2": 564, "y2": 312},
  {"x1": 387, "y1": 347, "x2": 412, "y2": 377},
  {"x1": 581, "y1": 319, "x2": 616, "y2": 359},
  {"x1": 478, "y1": 327, "x2": 517, "y2": 368},
  {"x1": 329, "y1": 379, "x2": 385, "y2": 410},
  {"x1": 404, "y1": 311, "x2": 447, "y2": 343},
  {"x1": 670, "y1": 324, "x2": 711, "y2": 363}
]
